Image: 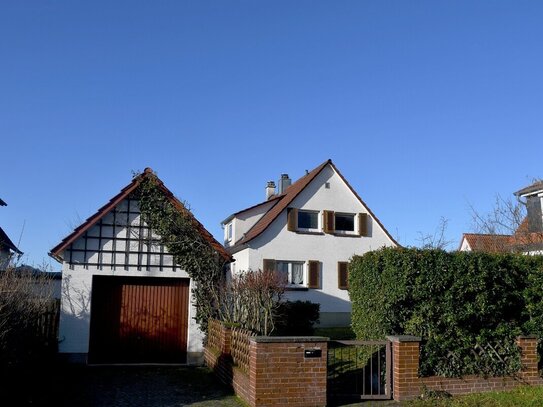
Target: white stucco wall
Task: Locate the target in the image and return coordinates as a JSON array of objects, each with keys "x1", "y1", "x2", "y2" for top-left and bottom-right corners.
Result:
[
  {"x1": 231, "y1": 165, "x2": 396, "y2": 324},
  {"x1": 459, "y1": 238, "x2": 472, "y2": 251},
  {"x1": 58, "y1": 197, "x2": 204, "y2": 364},
  {"x1": 225, "y1": 200, "x2": 276, "y2": 247}
]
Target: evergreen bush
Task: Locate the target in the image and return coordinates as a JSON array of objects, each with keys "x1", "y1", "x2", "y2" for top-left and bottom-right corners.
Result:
[{"x1": 349, "y1": 247, "x2": 543, "y2": 377}]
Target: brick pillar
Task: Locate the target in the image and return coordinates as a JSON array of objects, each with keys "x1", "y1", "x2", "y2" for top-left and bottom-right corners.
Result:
[
  {"x1": 220, "y1": 324, "x2": 232, "y2": 355},
  {"x1": 248, "y1": 336, "x2": 328, "y2": 407},
  {"x1": 387, "y1": 335, "x2": 422, "y2": 402},
  {"x1": 517, "y1": 335, "x2": 539, "y2": 384}
]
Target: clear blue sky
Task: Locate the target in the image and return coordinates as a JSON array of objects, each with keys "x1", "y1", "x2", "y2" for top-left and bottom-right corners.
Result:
[{"x1": 1, "y1": 1, "x2": 542, "y2": 270}]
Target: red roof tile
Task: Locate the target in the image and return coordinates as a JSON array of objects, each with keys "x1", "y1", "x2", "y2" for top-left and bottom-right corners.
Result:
[
  {"x1": 50, "y1": 169, "x2": 231, "y2": 262},
  {"x1": 231, "y1": 159, "x2": 399, "y2": 249},
  {"x1": 460, "y1": 233, "x2": 512, "y2": 253}
]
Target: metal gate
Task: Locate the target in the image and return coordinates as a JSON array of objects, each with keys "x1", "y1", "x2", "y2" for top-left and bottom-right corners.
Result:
[{"x1": 327, "y1": 340, "x2": 392, "y2": 403}]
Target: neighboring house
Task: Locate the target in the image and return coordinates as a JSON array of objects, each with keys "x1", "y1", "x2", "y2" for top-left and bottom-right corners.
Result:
[
  {"x1": 0, "y1": 198, "x2": 23, "y2": 270},
  {"x1": 458, "y1": 233, "x2": 512, "y2": 253},
  {"x1": 49, "y1": 168, "x2": 230, "y2": 364},
  {"x1": 513, "y1": 180, "x2": 543, "y2": 254},
  {"x1": 222, "y1": 159, "x2": 398, "y2": 327},
  {"x1": 459, "y1": 180, "x2": 543, "y2": 254}
]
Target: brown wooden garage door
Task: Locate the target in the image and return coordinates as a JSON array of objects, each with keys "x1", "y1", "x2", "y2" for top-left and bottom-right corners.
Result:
[{"x1": 88, "y1": 276, "x2": 189, "y2": 364}]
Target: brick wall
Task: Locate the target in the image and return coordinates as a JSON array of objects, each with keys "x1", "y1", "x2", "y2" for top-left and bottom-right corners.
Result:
[
  {"x1": 204, "y1": 320, "x2": 328, "y2": 407},
  {"x1": 388, "y1": 335, "x2": 542, "y2": 401}
]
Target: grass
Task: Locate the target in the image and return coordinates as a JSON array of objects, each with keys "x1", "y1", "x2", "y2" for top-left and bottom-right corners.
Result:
[
  {"x1": 314, "y1": 326, "x2": 356, "y2": 340},
  {"x1": 406, "y1": 386, "x2": 543, "y2": 407}
]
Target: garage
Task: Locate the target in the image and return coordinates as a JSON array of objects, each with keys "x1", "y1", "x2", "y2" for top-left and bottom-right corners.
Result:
[{"x1": 88, "y1": 276, "x2": 189, "y2": 364}]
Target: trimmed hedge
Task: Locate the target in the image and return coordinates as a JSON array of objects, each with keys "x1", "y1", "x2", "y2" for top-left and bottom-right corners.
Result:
[{"x1": 349, "y1": 247, "x2": 543, "y2": 377}]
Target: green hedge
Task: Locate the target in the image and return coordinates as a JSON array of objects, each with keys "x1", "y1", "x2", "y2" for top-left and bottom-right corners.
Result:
[{"x1": 349, "y1": 247, "x2": 543, "y2": 377}]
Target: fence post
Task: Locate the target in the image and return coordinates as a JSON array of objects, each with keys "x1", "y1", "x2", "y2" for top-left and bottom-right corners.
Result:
[
  {"x1": 387, "y1": 335, "x2": 421, "y2": 402},
  {"x1": 517, "y1": 335, "x2": 539, "y2": 384}
]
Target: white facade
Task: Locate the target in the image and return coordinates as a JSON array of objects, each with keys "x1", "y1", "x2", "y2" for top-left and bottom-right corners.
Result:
[
  {"x1": 56, "y1": 196, "x2": 204, "y2": 364},
  {"x1": 224, "y1": 162, "x2": 397, "y2": 327}
]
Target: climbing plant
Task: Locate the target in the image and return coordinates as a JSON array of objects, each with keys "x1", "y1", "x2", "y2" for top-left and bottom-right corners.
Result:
[{"x1": 134, "y1": 171, "x2": 228, "y2": 331}]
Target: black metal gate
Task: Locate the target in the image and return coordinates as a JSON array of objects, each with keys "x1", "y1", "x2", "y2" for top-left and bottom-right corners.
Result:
[{"x1": 327, "y1": 340, "x2": 392, "y2": 403}]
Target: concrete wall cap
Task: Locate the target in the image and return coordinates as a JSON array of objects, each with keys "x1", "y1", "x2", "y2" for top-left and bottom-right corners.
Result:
[
  {"x1": 386, "y1": 335, "x2": 422, "y2": 343},
  {"x1": 250, "y1": 336, "x2": 329, "y2": 343}
]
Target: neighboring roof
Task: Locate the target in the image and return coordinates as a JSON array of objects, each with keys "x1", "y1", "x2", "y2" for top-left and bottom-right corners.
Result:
[
  {"x1": 0, "y1": 227, "x2": 23, "y2": 254},
  {"x1": 515, "y1": 180, "x2": 543, "y2": 197},
  {"x1": 50, "y1": 168, "x2": 231, "y2": 262},
  {"x1": 231, "y1": 159, "x2": 399, "y2": 250},
  {"x1": 459, "y1": 233, "x2": 512, "y2": 253}
]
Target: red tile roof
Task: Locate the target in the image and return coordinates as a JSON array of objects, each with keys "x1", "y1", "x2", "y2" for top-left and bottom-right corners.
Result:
[
  {"x1": 460, "y1": 233, "x2": 512, "y2": 253},
  {"x1": 50, "y1": 168, "x2": 231, "y2": 262},
  {"x1": 231, "y1": 159, "x2": 399, "y2": 250}
]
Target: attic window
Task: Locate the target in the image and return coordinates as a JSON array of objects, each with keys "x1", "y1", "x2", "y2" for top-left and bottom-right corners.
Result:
[
  {"x1": 335, "y1": 213, "x2": 355, "y2": 232},
  {"x1": 298, "y1": 210, "x2": 319, "y2": 231},
  {"x1": 325, "y1": 182, "x2": 330, "y2": 189}
]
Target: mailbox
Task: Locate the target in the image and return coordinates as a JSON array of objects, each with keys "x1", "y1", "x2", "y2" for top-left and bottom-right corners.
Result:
[{"x1": 304, "y1": 348, "x2": 322, "y2": 358}]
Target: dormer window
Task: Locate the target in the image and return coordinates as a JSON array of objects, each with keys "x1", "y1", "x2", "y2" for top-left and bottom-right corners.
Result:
[
  {"x1": 335, "y1": 213, "x2": 355, "y2": 233},
  {"x1": 298, "y1": 210, "x2": 319, "y2": 231}
]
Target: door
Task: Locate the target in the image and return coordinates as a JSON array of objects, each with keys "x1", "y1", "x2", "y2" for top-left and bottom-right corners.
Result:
[{"x1": 88, "y1": 276, "x2": 189, "y2": 364}]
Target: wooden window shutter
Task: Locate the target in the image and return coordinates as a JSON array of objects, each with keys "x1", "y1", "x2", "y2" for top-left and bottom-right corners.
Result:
[
  {"x1": 338, "y1": 262, "x2": 348, "y2": 290},
  {"x1": 287, "y1": 208, "x2": 298, "y2": 232},
  {"x1": 358, "y1": 213, "x2": 369, "y2": 236},
  {"x1": 323, "y1": 210, "x2": 335, "y2": 234},
  {"x1": 263, "y1": 259, "x2": 276, "y2": 272},
  {"x1": 307, "y1": 260, "x2": 320, "y2": 289}
]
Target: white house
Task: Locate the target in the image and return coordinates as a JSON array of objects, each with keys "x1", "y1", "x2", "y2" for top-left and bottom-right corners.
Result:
[
  {"x1": 459, "y1": 180, "x2": 543, "y2": 254},
  {"x1": 222, "y1": 159, "x2": 398, "y2": 327},
  {"x1": 50, "y1": 169, "x2": 230, "y2": 364}
]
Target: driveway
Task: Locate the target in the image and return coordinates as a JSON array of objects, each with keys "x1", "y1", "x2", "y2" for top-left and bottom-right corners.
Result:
[{"x1": 6, "y1": 365, "x2": 244, "y2": 407}]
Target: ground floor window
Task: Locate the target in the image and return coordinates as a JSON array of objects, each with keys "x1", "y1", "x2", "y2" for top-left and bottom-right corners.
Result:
[{"x1": 276, "y1": 261, "x2": 305, "y2": 286}]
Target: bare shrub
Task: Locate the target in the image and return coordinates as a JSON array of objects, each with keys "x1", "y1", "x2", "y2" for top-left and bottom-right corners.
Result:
[
  {"x1": 215, "y1": 269, "x2": 286, "y2": 335},
  {"x1": 0, "y1": 265, "x2": 56, "y2": 371}
]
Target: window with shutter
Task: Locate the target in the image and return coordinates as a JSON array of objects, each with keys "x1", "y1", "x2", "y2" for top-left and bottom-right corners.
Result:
[
  {"x1": 307, "y1": 260, "x2": 320, "y2": 289},
  {"x1": 359, "y1": 213, "x2": 369, "y2": 237},
  {"x1": 323, "y1": 210, "x2": 335, "y2": 234},
  {"x1": 338, "y1": 262, "x2": 348, "y2": 289},
  {"x1": 287, "y1": 208, "x2": 298, "y2": 232}
]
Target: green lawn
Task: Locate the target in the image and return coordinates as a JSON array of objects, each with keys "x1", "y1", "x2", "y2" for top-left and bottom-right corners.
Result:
[{"x1": 406, "y1": 386, "x2": 543, "y2": 407}]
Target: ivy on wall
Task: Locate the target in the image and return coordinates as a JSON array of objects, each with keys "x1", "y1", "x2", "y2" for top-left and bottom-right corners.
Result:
[
  {"x1": 349, "y1": 247, "x2": 543, "y2": 377},
  {"x1": 134, "y1": 172, "x2": 227, "y2": 331}
]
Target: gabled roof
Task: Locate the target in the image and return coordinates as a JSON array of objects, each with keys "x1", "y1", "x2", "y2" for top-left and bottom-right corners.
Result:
[
  {"x1": 515, "y1": 180, "x2": 543, "y2": 197},
  {"x1": 0, "y1": 227, "x2": 22, "y2": 254},
  {"x1": 459, "y1": 233, "x2": 512, "y2": 253},
  {"x1": 222, "y1": 195, "x2": 282, "y2": 225},
  {"x1": 50, "y1": 168, "x2": 231, "y2": 262},
  {"x1": 231, "y1": 159, "x2": 399, "y2": 249}
]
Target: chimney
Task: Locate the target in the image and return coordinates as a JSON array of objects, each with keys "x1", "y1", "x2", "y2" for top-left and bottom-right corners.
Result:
[
  {"x1": 266, "y1": 181, "x2": 276, "y2": 200},
  {"x1": 278, "y1": 174, "x2": 291, "y2": 194}
]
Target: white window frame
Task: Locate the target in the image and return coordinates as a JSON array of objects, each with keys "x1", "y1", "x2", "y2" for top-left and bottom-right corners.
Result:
[
  {"x1": 297, "y1": 210, "x2": 320, "y2": 233},
  {"x1": 225, "y1": 222, "x2": 233, "y2": 242},
  {"x1": 335, "y1": 212, "x2": 356, "y2": 235},
  {"x1": 276, "y1": 260, "x2": 306, "y2": 287}
]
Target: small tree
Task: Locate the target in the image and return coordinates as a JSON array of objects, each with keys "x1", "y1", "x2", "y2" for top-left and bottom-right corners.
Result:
[{"x1": 215, "y1": 269, "x2": 285, "y2": 335}]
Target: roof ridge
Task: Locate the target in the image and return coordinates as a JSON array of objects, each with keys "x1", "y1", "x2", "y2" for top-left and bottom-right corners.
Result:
[{"x1": 50, "y1": 170, "x2": 231, "y2": 262}]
